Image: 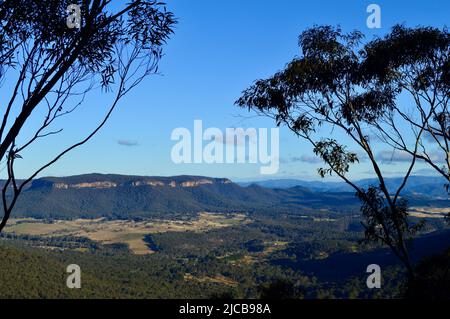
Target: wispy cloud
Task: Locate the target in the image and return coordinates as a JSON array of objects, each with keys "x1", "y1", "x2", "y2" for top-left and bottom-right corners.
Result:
[
  {"x1": 292, "y1": 155, "x2": 323, "y2": 164},
  {"x1": 214, "y1": 131, "x2": 258, "y2": 147},
  {"x1": 376, "y1": 149, "x2": 445, "y2": 164},
  {"x1": 117, "y1": 139, "x2": 139, "y2": 147},
  {"x1": 286, "y1": 151, "x2": 367, "y2": 165},
  {"x1": 376, "y1": 150, "x2": 412, "y2": 163}
]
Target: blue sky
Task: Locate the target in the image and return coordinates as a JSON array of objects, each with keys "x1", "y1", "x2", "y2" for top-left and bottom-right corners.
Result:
[{"x1": 8, "y1": 0, "x2": 450, "y2": 181}]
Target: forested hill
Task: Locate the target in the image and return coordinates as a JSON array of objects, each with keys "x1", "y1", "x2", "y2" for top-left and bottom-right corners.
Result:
[
  {"x1": 6, "y1": 174, "x2": 448, "y2": 219},
  {"x1": 7, "y1": 174, "x2": 349, "y2": 219}
]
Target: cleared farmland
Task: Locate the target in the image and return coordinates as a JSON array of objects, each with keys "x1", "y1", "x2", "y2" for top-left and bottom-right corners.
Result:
[{"x1": 4, "y1": 213, "x2": 249, "y2": 255}]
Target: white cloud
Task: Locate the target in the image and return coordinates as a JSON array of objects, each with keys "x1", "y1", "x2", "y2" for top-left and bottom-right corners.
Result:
[{"x1": 117, "y1": 139, "x2": 139, "y2": 147}]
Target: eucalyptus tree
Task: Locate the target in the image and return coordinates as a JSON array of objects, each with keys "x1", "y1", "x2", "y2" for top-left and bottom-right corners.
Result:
[
  {"x1": 0, "y1": 0, "x2": 176, "y2": 232},
  {"x1": 236, "y1": 25, "x2": 449, "y2": 275}
]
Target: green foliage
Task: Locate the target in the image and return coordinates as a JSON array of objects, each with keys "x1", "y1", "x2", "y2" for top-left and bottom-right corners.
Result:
[
  {"x1": 405, "y1": 248, "x2": 450, "y2": 299},
  {"x1": 258, "y1": 278, "x2": 305, "y2": 299},
  {"x1": 358, "y1": 186, "x2": 425, "y2": 247},
  {"x1": 314, "y1": 139, "x2": 358, "y2": 177},
  {"x1": 0, "y1": 0, "x2": 176, "y2": 76}
]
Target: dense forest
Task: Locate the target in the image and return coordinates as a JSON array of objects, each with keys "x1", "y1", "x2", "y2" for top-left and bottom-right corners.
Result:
[{"x1": 1, "y1": 209, "x2": 448, "y2": 299}]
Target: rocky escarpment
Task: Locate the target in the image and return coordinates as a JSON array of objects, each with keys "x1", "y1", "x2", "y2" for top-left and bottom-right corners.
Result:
[
  {"x1": 30, "y1": 174, "x2": 232, "y2": 190},
  {"x1": 54, "y1": 182, "x2": 118, "y2": 189}
]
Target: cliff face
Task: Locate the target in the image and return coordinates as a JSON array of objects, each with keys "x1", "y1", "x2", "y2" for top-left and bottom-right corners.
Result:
[
  {"x1": 30, "y1": 174, "x2": 232, "y2": 190},
  {"x1": 54, "y1": 182, "x2": 117, "y2": 189}
]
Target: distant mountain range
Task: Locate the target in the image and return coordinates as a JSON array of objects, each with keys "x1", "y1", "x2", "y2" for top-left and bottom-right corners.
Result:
[
  {"x1": 6, "y1": 174, "x2": 448, "y2": 220},
  {"x1": 238, "y1": 176, "x2": 450, "y2": 199}
]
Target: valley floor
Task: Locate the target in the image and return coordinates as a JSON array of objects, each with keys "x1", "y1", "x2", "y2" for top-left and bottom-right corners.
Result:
[{"x1": 0, "y1": 209, "x2": 448, "y2": 299}]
